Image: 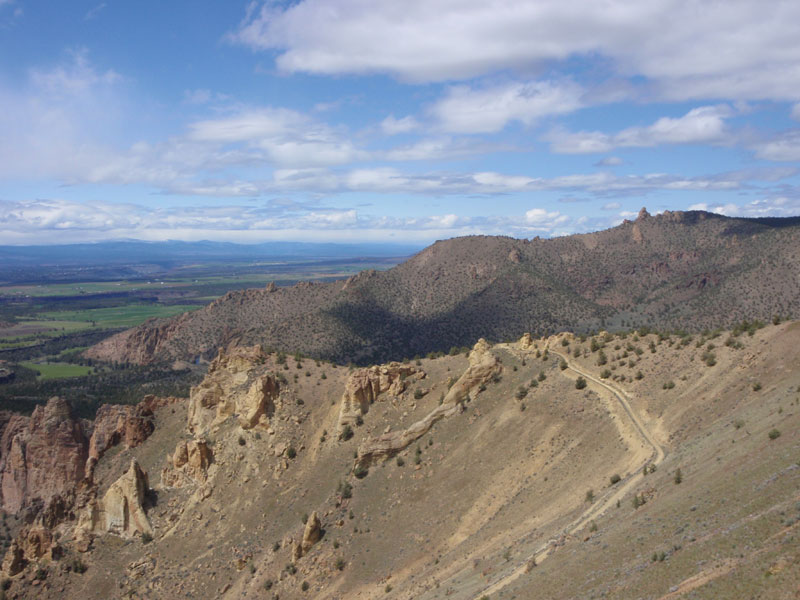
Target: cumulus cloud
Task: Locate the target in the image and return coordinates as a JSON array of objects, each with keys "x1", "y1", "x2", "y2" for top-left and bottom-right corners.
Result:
[
  {"x1": 548, "y1": 105, "x2": 734, "y2": 153},
  {"x1": 431, "y1": 80, "x2": 583, "y2": 134},
  {"x1": 229, "y1": 0, "x2": 800, "y2": 101}
]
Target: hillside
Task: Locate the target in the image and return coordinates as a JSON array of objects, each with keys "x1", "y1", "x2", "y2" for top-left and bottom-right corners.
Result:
[
  {"x1": 86, "y1": 209, "x2": 800, "y2": 366},
  {"x1": 1, "y1": 319, "x2": 797, "y2": 598}
]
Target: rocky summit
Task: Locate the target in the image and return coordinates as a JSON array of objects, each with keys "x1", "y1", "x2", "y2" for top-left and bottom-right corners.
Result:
[{"x1": 0, "y1": 318, "x2": 798, "y2": 598}]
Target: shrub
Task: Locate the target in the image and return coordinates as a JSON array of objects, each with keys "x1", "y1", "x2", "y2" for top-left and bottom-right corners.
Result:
[
  {"x1": 768, "y1": 429, "x2": 781, "y2": 440},
  {"x1": 674, "y1": 468, "x2": 683, "y2": 484},
  {"x1": 538, "y1": 371, "x2": 546, "y2": 382},
  {"x1": 338, "y1": 481, "x2": 353, "y2": 499},
  {"x1": 302, "y1": 581, "x2": 310, "y2": 591},
  {"x1": 385, "y1": 584, "x2": 393, "y2": 593},
  {"x1": 70, "y1": 558, "x2": 87, "y2": 574},
  {"x1": 559, "y1": 360, "x2": 568, "y2": 371},
  {"x1": 340, "y1": 425, "x2": 353, "y2": 441},
  {"x1": 589, "y1": 520, "x2": 598, "y2": 532},
  {"x1": 273, "y1": 541, "x2": 281, "y2": 552},
  {"x1": 238, "y1": 435, "x2": 246, "y2": 446},
  {"x1": 635, "y1": 371, "x2": 644, "y2": 380},
  {"x1": 287, "y1": 446, "x2": 297, "y2": 459},
  {"x1": 142, "y1": 532, "x2": 153, "y2": 544},
  {"x1": 354, "y1": 464, "x2": 368, "y2": 479},
  {"x1": 515, "y1": 386, "x2": 528, "y2": 400},
  {"x1": 585, "y1": 489, "x2": 595, "y2": 503},
  {"x1": 600, "y1": 369, "x2": 611, "y2": 379},
  {"x1": 336, "y1": 558, "x2": 346, "y2": 571},
  {"x1": 302, "y1": 513, "x2": 309, "y2": 524},
  {"x1": 575, "y1": 377, "x2": 587, "y2": 390},
  {"x1": 610, "y1": 474, "x2": 621, "y2": 485},
  {"x1": 752, "y1": 382, "x2": 762, "y2": 391},
  {"x1": 396, "y1": 456, "x2": 405, "y2": 467},
  {"x1": 663, "y1": 380, "x2": 675, "y2": 390},
  {"x1": 264, "y1": 579, "x2": 274, "y2": 590}
]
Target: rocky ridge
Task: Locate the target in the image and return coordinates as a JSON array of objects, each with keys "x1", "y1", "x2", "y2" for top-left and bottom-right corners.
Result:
[{"x1": 86, "y1": 210, "x2": 800, "y2": 367}]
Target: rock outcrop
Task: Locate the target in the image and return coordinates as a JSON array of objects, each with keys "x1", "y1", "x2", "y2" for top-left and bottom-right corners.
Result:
[
  {"x1": 80, "y1": 459, "x2": 153, "y2": 540},
  {"x1": 187, "y1": 345, "x2": 278, "y2": 433},
  {"x1": 161, "y1": 438, "x2": 213, "y2": 487},
  {"x1": 86, "y1": 403, "x2": 156, "y2": 479},
  {"x1": 301, "y1": 511, "x2": 322, "y2": 553},
  {"x1": 0, "y1": 397, "x2": 89, "y2": 514},
  {"x1": 337, "y1": 363, "x2": 423, "y2": 433},
  {"x1": 356, "y1": 340, "x2": 500, "y2": 468}
]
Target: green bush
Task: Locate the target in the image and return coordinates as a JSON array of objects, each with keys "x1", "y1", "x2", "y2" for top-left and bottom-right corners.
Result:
[
  {"x1": 575, "y1": 377, "x2": 587, "y2": 389},
  {"x1": 610, "y1": 474, "x2": 621, "y2": 485},
  {"x1": 768, "y1": 429, "x2": 781, "y2": 440}
]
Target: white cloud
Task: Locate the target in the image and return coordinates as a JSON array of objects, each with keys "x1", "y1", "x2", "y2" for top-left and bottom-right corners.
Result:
[
  {"x1": 431, "y1": 80, "x2": 583, "y2": 134},
  {"x1": 548, "y1": 105, "x2": 733, "y2": 153},
  {"x1": 381, "y1": 115, "x2": 419, "y2": 135},
  {"x1": 753, "y1": 131, "x2": 800, "y2": 162},
  {"x1": 230, "y1": 0, "x2": 800, "y2": 101},
  {"x1": 601, "y1": 202, "x2": 621, "y2": 210},
  {"x1": 525, "y1": 208, "x2": 567, "y2": 225}
]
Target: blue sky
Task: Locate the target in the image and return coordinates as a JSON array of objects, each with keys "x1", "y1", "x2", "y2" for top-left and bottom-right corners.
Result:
[{"x1": 1, "y1": 0, "x2": 800, "y2": 245}]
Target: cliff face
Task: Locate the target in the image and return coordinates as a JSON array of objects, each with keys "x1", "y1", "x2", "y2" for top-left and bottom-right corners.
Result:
[{"x1": 0, "y1": 397, "x2": 89, "y2": 515}]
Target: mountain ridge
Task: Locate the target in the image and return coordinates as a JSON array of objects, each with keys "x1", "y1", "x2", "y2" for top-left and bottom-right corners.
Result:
[{"x1": 86, "y1": 209, "x2": 800, "y2": 366}]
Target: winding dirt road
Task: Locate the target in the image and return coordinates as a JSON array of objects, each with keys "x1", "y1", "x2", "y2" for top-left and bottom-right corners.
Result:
[{"x1": 472, "y1": 343, "x2": 667, "y2": 599}]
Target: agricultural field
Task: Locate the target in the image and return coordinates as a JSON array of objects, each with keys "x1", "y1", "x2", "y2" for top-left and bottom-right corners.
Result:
[
  {"x1": 0, "y1": 249, "x2": 410, "y2": 415},
  {"x1": 18, "y1": 361, "x2": 94, "y2": 380}
]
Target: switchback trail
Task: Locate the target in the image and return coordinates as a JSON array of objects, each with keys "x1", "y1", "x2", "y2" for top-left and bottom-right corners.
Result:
[{"x1": 472, "y1": 343, "x2": 667, "y2": 599}]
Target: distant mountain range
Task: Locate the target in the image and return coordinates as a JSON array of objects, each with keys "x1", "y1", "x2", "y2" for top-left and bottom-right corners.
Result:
[
  {"x1": 0, "y1": 240, "x2": 423, "y2": 266},
  {"x1": 86, "y1": 209, "x2": 800, "y2": 366}
]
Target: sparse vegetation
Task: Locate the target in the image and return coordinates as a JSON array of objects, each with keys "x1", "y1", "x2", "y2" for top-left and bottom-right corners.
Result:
[
  {"x1": 768, "y1": 429, "x2": 781, "y2": 440},
  {"x1": 575, "y1": 376, "x2": 587, "y2": 389}
]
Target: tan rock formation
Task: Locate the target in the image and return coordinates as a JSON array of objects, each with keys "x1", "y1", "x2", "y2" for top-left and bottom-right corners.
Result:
[
  {"x1": 80, "y1": 459, "x2": 153, "y2": 540},
  {"x1": 301, "y1": 511, "x2": 322, "y2": 553},
  {"x1": 187, "y1": 345, "x2": 278, "y2": 433},
  {"x1": 86, "y1": 403, "x2": 156, "y2": 479},
  {"x1": 161, "y1": 438, "x2": 213, "y2": 487},
  {"x1": 0, "y1": 397, "x2": 88, "y2": 514},
  {"x1": 104, "y1": 459, "x2": 153, "y2": 538},
  {"x1": 337, "y1": 363, "x2": 422, "y2": 433},
  {"x1": 356, "y1": 340, "x2": 500, "y2": 468},
  {"x1": 1, "y1": 541, "x2": 24, "y2": 576},
  {"x1": 517, "y1": 333, "x2": 534, "y2": 350}
]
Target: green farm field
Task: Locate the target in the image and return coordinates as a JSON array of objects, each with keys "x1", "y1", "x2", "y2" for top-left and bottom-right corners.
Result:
[
  {"x1": 18, "y1": 361, "x2": 94, "y2": 380},
  {"x1": 38, "y1": 304, "x2": 203, "y2": 329}
]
